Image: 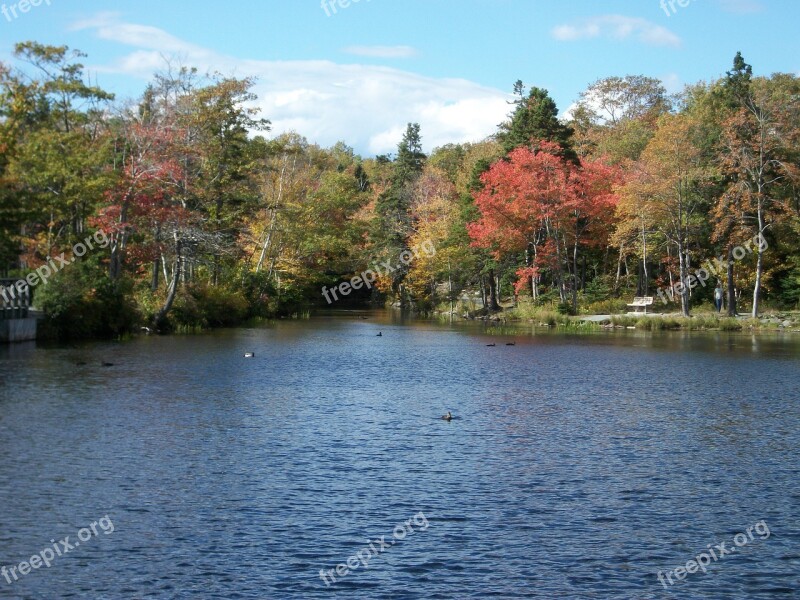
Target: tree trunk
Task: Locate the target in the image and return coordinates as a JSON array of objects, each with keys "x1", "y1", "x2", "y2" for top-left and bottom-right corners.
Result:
[
  {"x1": 153, "y1": 236, "x2": 182, "y2": 329},
  {"x1": 447, "y1": 261, "x2": 454, "y2": 314},
  {"x1": 526, "y1": 242, "x2": 535, "y2": 301},
  {"x1": 161, "y1": 252, "x2": 169, "y2": 288},
  {"x1": 752, "y1": 209, "x2": 765, "y2": 318},
  {"x1": 667, "y1": 246, "x2": 675, "y2": 300},
  {"x1": 752, "y1": 243, "x2": 763, "y2": 318},
  {"x1": 572, "y1": 238, "x2": 579, "y2": 312},
  {"x1": 726, "y1": 246, "x2": 737, "y2": 317},
  {"x1": 255, "y1": 209, "x2": 278, "y2": 273},
  {"x1": 151, "y1": 258, "x2": 160, "y2": 292},
  {"x1": 580, "y1": 253, "x2": 587, "y2": 291},
  {"x1": 487, "y1": 268, "x2": 500, "y2": 311},
  {"x1": 109, "y1": 201, "x2": 129, "y2": 281},
  {"x1": 641, "y1": 220, "x2": 648, "y2": 295},
  {"x1": 677, "y1": 242, "x2": 690, "y2": 317}
]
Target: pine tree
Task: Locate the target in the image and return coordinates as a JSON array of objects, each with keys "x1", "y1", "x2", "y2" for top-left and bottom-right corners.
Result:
[{"x1": 497, "y1": 82, "x2": 578, "y2": 162}]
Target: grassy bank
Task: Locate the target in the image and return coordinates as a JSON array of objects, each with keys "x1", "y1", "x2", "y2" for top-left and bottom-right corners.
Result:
[
  {"x1": 474, "y1": 298, "x2": 800, "y2": 332},
  {"x1": 608, "y1": 315, "x2": 745, "y2": 331}
]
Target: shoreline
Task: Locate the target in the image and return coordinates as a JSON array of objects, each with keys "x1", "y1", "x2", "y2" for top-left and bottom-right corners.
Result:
[{"x1": 6, "y1": 306, "x2": 800, "y2": 347}]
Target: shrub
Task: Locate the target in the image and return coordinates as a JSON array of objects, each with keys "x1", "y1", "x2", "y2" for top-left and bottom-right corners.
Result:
[
  {"x1": 36, "y1": 260, "x2": 140, "y2": 340},
  {"x1": 581, "y1": 277, "x2": 616, "y2": 303},
  {"x1": 583, "y1": 298, "x2": 629, "y2": 315},
  {"x1": 171, "y1": 284, "x2": 248, "y2": 329},
  {"x1": 240, "y1": 270, "x2": 278, "y2": 318},
  {"x1": 556, "y1": 301, "x2": 576, "y2": 316}
]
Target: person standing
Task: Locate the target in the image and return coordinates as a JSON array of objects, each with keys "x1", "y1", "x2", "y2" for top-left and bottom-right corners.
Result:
[{"x1": 714, "y1": 284, "x2": 724, "y2": 313}]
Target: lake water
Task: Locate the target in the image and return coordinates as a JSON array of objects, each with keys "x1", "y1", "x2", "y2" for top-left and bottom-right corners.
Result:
[{"x1": 1, "y1": 312, "x2": 799, "y2": 599}]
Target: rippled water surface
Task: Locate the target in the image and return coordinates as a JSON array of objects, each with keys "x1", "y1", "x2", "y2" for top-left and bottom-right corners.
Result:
[{"x1": 1, "y1": 313, "x2": 799, "y2": 599}]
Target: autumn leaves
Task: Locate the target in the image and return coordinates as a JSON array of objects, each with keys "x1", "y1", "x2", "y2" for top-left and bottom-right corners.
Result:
[
  {"x1": 322, "y1": 240, "x2": 436, "y2": 305},
  {"x1": 468, "y1": 142, "x2": 621, "y2": 301}
]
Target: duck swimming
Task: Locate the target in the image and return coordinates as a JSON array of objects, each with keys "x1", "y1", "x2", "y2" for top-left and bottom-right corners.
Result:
[
  {"x1": 244, "y1": 352, "x2": 255, "y2": 358},
  {"x1": 486, "y1": 343, "x2": 496, "y2": 347},
  {"x1": 441, "y1": 411, "x2": 453, "y2": 421},
  {"x1": 376, "y1": 332, "x2": 382, "y2": 337}
]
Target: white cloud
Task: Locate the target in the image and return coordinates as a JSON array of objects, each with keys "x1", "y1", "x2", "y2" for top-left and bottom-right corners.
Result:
[
  {"x1": 342, "y1": 45, "x2": 419, "y2": 59},
  {"x1": 562, "y1": 101, "x2": 581, "y2": 122},
  {"x1": 552, "y1": 15, "x2": 682, "y2": 48},
  {"x1": 71, "y1": 12, "x2": 213, "y2": 58},
  {"x1": 72, "y1": 15, "x2": 510, "y2": 155}
]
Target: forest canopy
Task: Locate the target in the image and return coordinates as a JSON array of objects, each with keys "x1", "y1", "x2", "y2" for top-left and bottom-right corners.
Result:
[{"x1": 1, "y1": 43, "x2": 799, "y2": 338}]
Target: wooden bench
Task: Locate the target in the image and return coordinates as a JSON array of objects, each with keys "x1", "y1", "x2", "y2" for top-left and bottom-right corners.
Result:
[{"x1": 627, "y1": 296, "x2": 654, "y2": 314}]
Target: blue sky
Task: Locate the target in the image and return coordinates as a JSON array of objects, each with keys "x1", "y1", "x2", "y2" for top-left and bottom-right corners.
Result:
[{"x1": 1, "y1": 0, "x2": 797, "y2": 155}]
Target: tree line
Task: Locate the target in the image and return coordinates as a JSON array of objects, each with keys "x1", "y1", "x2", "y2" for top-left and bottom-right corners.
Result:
[{"x1": 1, "y1": 43, "x2": 798, "y2": 338}]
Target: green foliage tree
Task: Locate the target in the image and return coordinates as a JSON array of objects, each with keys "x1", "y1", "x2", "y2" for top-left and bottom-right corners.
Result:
[{"x1": 4, "y1": 43, "x2": 114, "y2": 263}]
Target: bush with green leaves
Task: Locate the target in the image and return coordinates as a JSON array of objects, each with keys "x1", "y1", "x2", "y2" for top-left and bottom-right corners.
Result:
[
  {"x1": 240, "y1": 270, "x2": 278, "y2": 318},
  {"x1": 581, "y1": 277, "x2": 613, "y2": 303},
  {"x1": 170, "y1": 284, "x2": 249, "y2": 329},
  {"x1": 779, "y1": 258, "x2": 800, "y2": 308},
  {"x1": 557, "y1": 301, "x2": 576, "y2": 316},
  {"x1": 35, "y1": 260, "x2": 140, "y2": 340}
]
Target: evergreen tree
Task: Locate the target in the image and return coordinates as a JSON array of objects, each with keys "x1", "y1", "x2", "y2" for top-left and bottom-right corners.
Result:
[
  {"x1": 372, "y1": 123, "x2": 427, "y2": 302},
  {"x1": 497, "y1": 81, "x2": 578, "y2": 162}
]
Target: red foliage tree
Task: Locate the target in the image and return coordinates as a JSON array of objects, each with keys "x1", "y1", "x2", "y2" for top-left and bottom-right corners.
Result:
[{"x1": 468, "y1": 141, "x2": 620, "y2": 306}]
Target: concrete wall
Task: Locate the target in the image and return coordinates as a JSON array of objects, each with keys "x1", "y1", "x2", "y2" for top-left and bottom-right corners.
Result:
[{"x1": 0, "y1": 317, "x2": 38, "y2": 343}]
